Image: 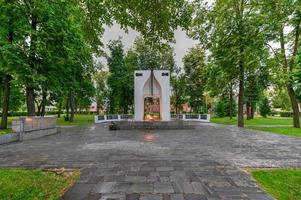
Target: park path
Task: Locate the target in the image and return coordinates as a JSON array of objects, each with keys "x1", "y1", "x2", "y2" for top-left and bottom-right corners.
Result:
[{"x1": 0, "y1": 123, "x2": 300, "y2": 200}]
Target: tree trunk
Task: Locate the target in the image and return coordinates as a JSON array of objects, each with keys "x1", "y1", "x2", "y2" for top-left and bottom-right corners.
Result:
[
  {"x1": 36, "y1": 100, "x2": 41, "y2": 116},
  {"x1": 57, "y1": 102, "x2": 62, "y2": 118},
  {"x1": 0, "y1": 79, "x2": 2, "y2": 109},
  {"x1": 1, "y1": 12, "x2": 13, "y2": 129},
  {"x1": 251, "y1": 102, "x2": 255, "y2": 119},
  {"x1": 246, "y1": 102, "x2": 251, "y2": 120},
  {"x1": 65, "y1": 97, "x2": 69, "y2": 121},
  {"x1": 0, "y1": 75, "x2": 11, "y2": 129},
  {"x1": 96, "y1": 100, "x2": 100, "y2": 115},
  {"x1": 26, "y1": 87, "x2": 35, "y2": 116},
  {"x1": 69, "y1": 91, "x2": 75, "y2": 122},
  {"x1": 280, "y1": 21, "x2": 300, "y2": 128},
  {"x1": 287, "y1": 85, "x2": 300, "y2": 128},
  {"x1": 26, "y1": 8, "x2": 37, "y2": 117},
  {"x1": 229, "y1": 86, "x2": 233, "y2": 120},
  {"x1": 40, "y1": 90, "x2": 47, "y2": 116},
  {"x1": 238, "y1": 61, "x2": 245, "y2": 127}
]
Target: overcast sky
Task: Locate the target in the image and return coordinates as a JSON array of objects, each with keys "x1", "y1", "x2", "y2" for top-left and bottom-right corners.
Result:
[{"x1": 100, "y1": 24, "x2": 199, "y2": 68}]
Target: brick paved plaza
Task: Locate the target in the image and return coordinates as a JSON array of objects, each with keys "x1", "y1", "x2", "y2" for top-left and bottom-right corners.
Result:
[{"x1": 1, "y1": 123, "x2": 300, "y2": 200}]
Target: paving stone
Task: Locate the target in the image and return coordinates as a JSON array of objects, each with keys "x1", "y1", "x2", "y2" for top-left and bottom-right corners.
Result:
[
  {"x1": 170, "y1": 194, "x2": 184, "y2": 200},
  {"x1": 156, "y1": 167, "x2": 173, "y2": 171},
  {"x1": 92, "y1": 182, "x2": 116, "y2": 193},
  {"x1": 191, "y1": 182, "x2": 207, "y2": 194},
  {"x1": 100, "y1": 194, "x2": 126, "y2": 200},
  {"x1": 112, "y1": 182, "x2": 132, "y2": 192},
  {"x1": 140, "y1": 194, "x2": 163, "y2": 200},
  {"x1": 125, "y1": 176, "x2": 147, "y2": 182},
  {"x1": 154, "y1": 182, "x2": 174, "y2": 193},
  {"x1": 0, "y1": 123, "x2": 300, "y2": 200},
  {"x1": 129, "y1": 183, "x2": 153, "y2": 193},
  {"x1": 126, "y1": 194, "x2": 140, "y2": 200},
  {"x1": 184, "y1": 194, "x2": 208, "y2": 200},
  {"x1": 62, "y1": 183, "x2": 94, "y2": 200}
]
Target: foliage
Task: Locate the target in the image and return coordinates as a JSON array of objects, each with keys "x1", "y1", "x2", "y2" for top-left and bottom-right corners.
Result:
[
  {"x1": 107, "y1": 39, "x2": 127, "y2": 114},
  {"x1": 183, "y1": 46, "x2": 206, "y2": 113},
  {"x1": 0, "y1": 128, "x2": 12, "y2": 135},
  {"x1": 279, "y1": 111, "x2": 301, "y2": 118},
  {"x1": 214, "y1": 99, "x2": 225, "y2": 118},
  {"x1": 132, "y1": 37, "x2": 176, "y2": 72},
  {"x1": 171, "y1": 72, "x2": 186, "y2": 114},
  {"x1": 93, "y1": 70, "x2": 109, "y2": 114},
  {"x1": 259, "y1": 97, "x2": 271, "y2": 117},
  {"x1": 0, "y1": 0, "x2": 191, "y2": 126},
  {"x1": 271, "y1": 87, "x2": 292, "y2": 111},
  {"x1": 214, "y1": 97, "x2": 238, "y2": 118},
  {"x1": 259, "y1": 0, "x2": 301, "y2": 127},
  {"x1": 252, "y1": 169, "x2": 301, "y2": 200},
  {"x1": 190, "y1": 0, "x2": 269, "y2": 127},
  {"x1": 0, "y1": 169, "x2": 79, "y2": 200}
]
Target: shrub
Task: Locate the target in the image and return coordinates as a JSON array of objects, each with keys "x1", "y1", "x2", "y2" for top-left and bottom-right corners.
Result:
[
  {"x1": 279, "y1": 111, "x2": 301, "y2": 117},
  {"x1": 214, "y1": 98, "x2": 237, "y2": 117},
  {"x1": 259, "y1": 97, "x2": 271, "y2": 117},
  {"x1": 215, "y1": 99, "x2": 225, "y2": 117}
]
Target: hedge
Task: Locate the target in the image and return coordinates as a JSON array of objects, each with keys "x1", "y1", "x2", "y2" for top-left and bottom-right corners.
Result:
[{"x1": 279, "y1": 111, "x2": 301, "y2": 118}]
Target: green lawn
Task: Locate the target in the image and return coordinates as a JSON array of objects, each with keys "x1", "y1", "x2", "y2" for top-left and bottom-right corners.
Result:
[
  {"x1": 0, "y1": 129, "x2": 12, "y2": 135},
  {"x1": 251, "y1": 169, "x2": 301, "y2": 200},
  {"x1": 0, "y1": 169, "x2": 79, "y2": 200},
  {"x1": 1, "y1": 115, "x2": 94, "y2": 130},
  {"x1": 248, "y1": 127, "x2": 301, "y2": 137},
  {"x1": 57, "y1": 114, "x2": 95, "y2": 126},
  {"x1": 211, "y1": 116, "x2": 301, "y2": 137},
  {"x1": 211, "y1": 116, "x2": 293, "y2": 126}
]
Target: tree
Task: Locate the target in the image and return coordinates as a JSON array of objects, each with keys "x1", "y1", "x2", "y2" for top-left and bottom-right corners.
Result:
[
  {"x1": 133, "y1": 37, "x2": 176, "y2": 73},
  {"x1": 93, "y1": 71, "x2": 109, "y2": 115},
  {"x1": 260, "y1": 0, "x2": 301, "y2": 127},
  {"x1": 107, "y1": 39, "x2": 126, "y2": 114},
  {"x1": 0, "y1": 0, "x2": 27, "y2": 129},
  {"x1": 190, "y1": 0, "x2": 267, "y2": 127},
  {"x1": 0, "y1": 0, "x2": 191, "y2": 122},
  {"x1": 271, "y1": 87, "x2": 291, "y2": 111},
  {"x1": 259, "y1": 97, "x2": 271, "y2": 118},
  {"x1": 205, "y1": 63, "x2": 237, "y2": 119},
  {"x1": 183, "y1": 46, "x2": 207, "y2": 113},
  {"x1": 171, "y1": 69, "x2": 186, "y2": 114},
  {"x1": 245, "y1": 61, "x2": 270, "y2": 120}
]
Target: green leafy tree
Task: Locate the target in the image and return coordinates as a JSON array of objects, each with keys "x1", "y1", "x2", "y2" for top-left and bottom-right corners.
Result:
[
  {"x1": 259, "y1": 97, "x2": 271, "y2": 118},
  {"x1": 93, "y1": 70, "x2": 109, "y2": 115},
  {"x1": 0, "y1": 0, "x2": 27, "y2": 128},
  {"x1": 260, "y1": 0, "x2": 301, "y2": 127},
  {"x1": 271, "y1": 87, "x2": 291, "y2": 111},
  {"x1": 183, "y1": 46, "x2": 206, "y2": 113},
  {"x1": 190, "y1": 0, "x2": 268, "y2": 127},
  {"x1": 107, "y1": 39, "x2": 126, "y2": 114},
  {"x1": 214, "y1": 99, "x2": 225, "y2": 118},
  {"x1": 132, "y1": 37, "x2": 176, "y2": 73},
  {"x1": 171, "y1": 68, "x2": 186, "y2": 114}
]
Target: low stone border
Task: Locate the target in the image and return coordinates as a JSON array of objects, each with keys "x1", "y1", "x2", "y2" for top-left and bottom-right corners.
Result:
[
  {"x1": 0, "y1": 133, "x2": 20, "y2": 145},
  {"x1": 0, "y1": 116, "x2": 58, "y2": 145}
]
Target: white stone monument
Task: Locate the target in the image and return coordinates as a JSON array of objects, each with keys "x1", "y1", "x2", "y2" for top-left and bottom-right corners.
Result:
[{"x1": 134, "y1": 70, "x2": 171, "y2": 121}]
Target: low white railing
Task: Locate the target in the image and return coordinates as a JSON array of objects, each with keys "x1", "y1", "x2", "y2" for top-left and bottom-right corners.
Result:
[
  {"x1": 171, "y1": 114, "x2": 210, "y2": 122},
  {"x1": 95, "y1": 114, "x2": 134, "y2": 123},
  {"x1": 95, "y1": 114, "x2": 210, "y2": 123}
]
